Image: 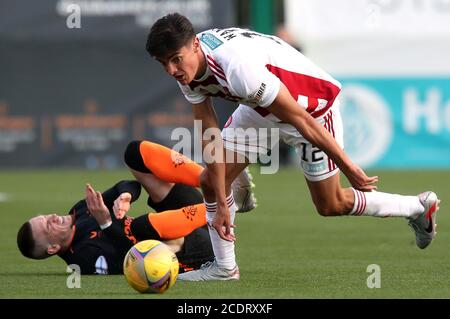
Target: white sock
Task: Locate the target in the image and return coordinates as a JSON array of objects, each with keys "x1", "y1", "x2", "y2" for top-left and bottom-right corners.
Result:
[
  {"x1": 350, "y1": 188, "x2": 424, "y2": 218},
  {"x1": 205, "y1": 193, "x2": 237, "y2": 269}
]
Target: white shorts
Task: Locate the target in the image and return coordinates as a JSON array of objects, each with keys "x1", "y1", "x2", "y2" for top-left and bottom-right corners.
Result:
[{"x1": 222, "y1": 102, "x2": 344, "y2": 182}]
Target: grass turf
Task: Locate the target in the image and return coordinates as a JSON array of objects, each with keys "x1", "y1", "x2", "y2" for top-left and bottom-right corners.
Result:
[{"x1": 0, "y1": 167, "x2": 448, "y2": 298}]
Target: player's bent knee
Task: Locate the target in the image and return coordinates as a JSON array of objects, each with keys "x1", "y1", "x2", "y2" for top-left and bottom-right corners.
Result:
[{"x1": 124, "y1": 140, "x2": 151, "y2": 173}]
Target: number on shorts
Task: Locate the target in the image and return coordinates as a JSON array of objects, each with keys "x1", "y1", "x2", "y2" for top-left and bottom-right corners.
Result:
[{"x1": 300, "y1": 143, "x2": 324, "y2": 162}]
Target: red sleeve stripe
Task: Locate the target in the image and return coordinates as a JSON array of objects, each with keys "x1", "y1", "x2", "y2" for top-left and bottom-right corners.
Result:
[
  {"x1": 206, "y1": 55, "x2": 227, "y2": 82},
  {"x1": 207, "y1": 61, "x2": 227, "y2": 82},
  {"x1": 206, "y1": 55, "x2": 225, "y2": 74}
]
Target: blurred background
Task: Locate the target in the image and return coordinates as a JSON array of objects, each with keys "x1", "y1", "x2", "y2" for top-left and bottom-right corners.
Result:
[{"x1": 1, "y1": 0, "x2": 449, "y2": 170}]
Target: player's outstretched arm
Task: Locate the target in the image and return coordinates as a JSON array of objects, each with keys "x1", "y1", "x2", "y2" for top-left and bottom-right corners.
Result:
[{"x1": 267, "y1": 84, "x2": 378, "y2": 192}]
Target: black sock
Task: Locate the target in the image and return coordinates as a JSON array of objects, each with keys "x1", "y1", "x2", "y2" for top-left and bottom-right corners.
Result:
[{"x1": 147, "y1": 183, "x2": 203, "y2": 212}]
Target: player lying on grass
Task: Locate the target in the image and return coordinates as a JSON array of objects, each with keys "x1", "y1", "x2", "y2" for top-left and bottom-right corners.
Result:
[
  {"x1": 146, "y1": 13, "x2": 441, "y2": 281},
  {"x1": 16, "y1": 141, "x2": 255, "y2": 275},
  {"x1": 16, "y1": 180, "x2": 214, "y2": 275}
]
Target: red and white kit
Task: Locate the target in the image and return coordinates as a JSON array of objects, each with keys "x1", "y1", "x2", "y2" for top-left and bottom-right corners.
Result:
[{"x1": 178, "y1": 28, "x2": 343, "y2": 181}]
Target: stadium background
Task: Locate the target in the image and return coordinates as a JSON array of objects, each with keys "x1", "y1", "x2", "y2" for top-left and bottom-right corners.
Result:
[
  {"x1": 1, "y1": 0, "x2": 449, "y2": 169},
  {"x1": 1, "y1": 0, "x2": 449, "y2": 299}
]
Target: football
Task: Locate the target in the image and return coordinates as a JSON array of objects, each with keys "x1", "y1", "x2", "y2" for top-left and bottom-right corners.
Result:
[{"x1": 123, "y1": 240, "x2": 179, "y2": 293}]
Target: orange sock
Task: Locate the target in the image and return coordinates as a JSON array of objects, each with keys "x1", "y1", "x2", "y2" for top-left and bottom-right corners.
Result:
[
  {"x1": 148, "y1": 203, "x2": 206, "y2": 239},
  {"x1": 139, "y1": 141, "x2": 203, "y2": 187}
]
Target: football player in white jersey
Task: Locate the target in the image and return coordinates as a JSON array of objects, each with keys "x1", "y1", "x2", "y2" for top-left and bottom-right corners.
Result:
[{"x1": 145, "y1": 13, "x2": 440, "y2": 281}]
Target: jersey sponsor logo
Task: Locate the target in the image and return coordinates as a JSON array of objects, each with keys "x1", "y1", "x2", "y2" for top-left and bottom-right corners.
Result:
[
  {"x1": 200, "y1": 33, "x2": 223, "y2": 50},
  {"x1": 248, "y1": 83, "x2": 267, "y2": 104}
]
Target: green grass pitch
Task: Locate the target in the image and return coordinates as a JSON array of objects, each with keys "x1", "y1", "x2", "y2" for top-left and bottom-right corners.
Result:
[{"x1": 0, "y1": 167, "x2": 449, "y2": 298}]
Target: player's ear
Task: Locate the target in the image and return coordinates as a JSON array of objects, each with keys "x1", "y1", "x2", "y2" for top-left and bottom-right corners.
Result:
[
  {"x1": 193, "y1": 37, "x2": 200, "y2": 52},
  {"x1": 47, "y1": 244, "x2": 61, "y2": 255}
]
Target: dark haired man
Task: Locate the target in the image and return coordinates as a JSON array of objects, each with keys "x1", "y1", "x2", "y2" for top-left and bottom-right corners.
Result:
[
  {"x1": 17, "y1": 180, "x2": 213, "y2": 275},
  {"x1": 146, "y1": 13, "x2": 440, "y2": 281}
]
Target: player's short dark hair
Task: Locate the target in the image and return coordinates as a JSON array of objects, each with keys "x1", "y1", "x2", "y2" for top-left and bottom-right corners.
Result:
[
  {"x1": 17, "y1": 221, "x2": 50, "y2": 260},
  {"x1": 17, "y1": 222, "x2": 36, "y2": 259},
  {"x1": 146, "y1": 13, "x2": 195, "y2": 58}
]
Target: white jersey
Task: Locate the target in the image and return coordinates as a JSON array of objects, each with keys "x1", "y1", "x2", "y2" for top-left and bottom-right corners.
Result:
[{"x1": 178, "y1": 28, "x2": 342, "y2": 120}]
